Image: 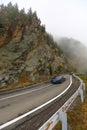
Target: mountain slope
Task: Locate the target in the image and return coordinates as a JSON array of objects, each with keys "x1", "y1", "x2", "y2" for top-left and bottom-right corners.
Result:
[
  {"x1": 57, "y1": 37, "x2": 87, "y2": 73},
  {"x1": 0, "y1": 3, "x2": 72, "y2": 90}
]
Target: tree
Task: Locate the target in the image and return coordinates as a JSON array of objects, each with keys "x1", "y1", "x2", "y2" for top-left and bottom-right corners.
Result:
[
  {"x1": 0, "y1": 2, "x2": 19, "y2": 23},
  {"x1": 27, "y1": 8, "x2": 33, "y2": 24},
  {"x1": 46, "y1": 33, "x2": 54, "y2": 46}
]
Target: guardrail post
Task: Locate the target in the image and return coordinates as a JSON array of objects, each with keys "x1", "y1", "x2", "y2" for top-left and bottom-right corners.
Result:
[
  {"x1": 83, "y1": 83, "x2": 86, "y2": 98},
  {"x1": 59, "y1": 110, "x2": 67, "y2": 130},
  {"x1": 79, "y1": 83, "x2": 84, "y2": 102}
]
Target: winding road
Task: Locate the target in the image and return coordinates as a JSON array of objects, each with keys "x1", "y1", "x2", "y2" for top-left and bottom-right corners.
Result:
[{"x1": 0, "y1": 75, "x2": 70, "y2": 126}]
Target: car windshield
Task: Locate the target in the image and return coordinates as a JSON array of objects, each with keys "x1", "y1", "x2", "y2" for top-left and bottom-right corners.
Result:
[{"x1": 52, "y1": 76, "x2": 62, "y2": 81}]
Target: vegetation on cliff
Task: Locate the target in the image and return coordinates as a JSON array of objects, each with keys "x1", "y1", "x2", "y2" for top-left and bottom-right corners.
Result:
[{"x1": 0, "y1": 2, "x2": 73, "y2": 91}]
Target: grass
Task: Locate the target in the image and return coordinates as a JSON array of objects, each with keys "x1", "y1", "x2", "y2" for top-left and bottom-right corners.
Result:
[
  {"x1": 0, "y1": 74, "x2": 51, "y2": 92},
  {"x1": 53, "y1": 74, "x2": 87, "y2": 130},
  {"x1": 53, "y1": 122, "x2": 62, "y2": 130},
  {"x1": 1, "y1": 73, "x2": 87, "y2": 129}
]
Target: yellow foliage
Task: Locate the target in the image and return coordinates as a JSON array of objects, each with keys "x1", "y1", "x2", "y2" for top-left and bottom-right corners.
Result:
[
  {"x1": 0, "y1": 74, "x2": 32, "y2": 92},
  {"x1": 0, "y1": 74, "x2": 51, "y2": 92},
  {"x1": 67, "y1": 76, "x2": 87, "y2": 130},
  {"x1": 59, "y1": 63, "x2": 63, "y2": 67},
  {"x1": 53, "y1": 121, "x2": 62, "y2": 130},
  {"x1": 53, "y1": 75, "x2": 87, "y2": 130}
]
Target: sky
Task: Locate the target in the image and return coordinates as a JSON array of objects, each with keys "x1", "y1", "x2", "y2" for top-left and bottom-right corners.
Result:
[{"x1": 0, "y1": 0, "x2": 87, "y2": 46}]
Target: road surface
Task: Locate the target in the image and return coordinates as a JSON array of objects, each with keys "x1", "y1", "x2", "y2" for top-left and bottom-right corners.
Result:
[{"x1": 0, "y1": 75, "x2": 70, "y2": 125}]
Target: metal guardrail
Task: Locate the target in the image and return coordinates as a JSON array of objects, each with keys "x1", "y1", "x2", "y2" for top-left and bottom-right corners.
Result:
[
  {"x1": 0, "y1": 76, "x2": 72, "y2": 130},
  {"x1": 39, "y1": 74, "x2": 85, "y2": 130},
  {"x1": 0, "y1": 75, "x2": 85, "y2": 130}
]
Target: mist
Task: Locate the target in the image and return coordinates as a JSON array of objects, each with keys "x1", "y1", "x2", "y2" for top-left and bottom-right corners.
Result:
[
  {"x1": 1, "y1": 0, "x2": 87, "y2": 47},
  {"x1": 56, "y1": 37, "x2": 87, "y2": 74}
]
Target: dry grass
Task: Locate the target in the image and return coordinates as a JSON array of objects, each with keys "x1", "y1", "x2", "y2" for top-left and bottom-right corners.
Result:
[
  {"x1": 0, "y1": 74, "x2": 51, "y2": 92},
  {"x1": 1, "y1": 74, "x2": 87, "y2": 129},
  {"x1": 53, "y1": 74, "x2": 87, "y2": 130},
  {"x1": 0, "y1": 74, "x2": 32, "y2": 92},
  {"x1": 53, "y1": 121, "x2": 62, "y2": 130}
]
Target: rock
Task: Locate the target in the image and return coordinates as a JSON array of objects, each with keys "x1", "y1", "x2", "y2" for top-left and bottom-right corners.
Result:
[
  {"x1": 0, "y1": 4, "x2": 72, "y2": 90},
  {"x1": 30, "y1": 73, "x2": 35, "y2": 82},
  {"x1": 0, "y1": 82, "x2": 7, "y2": 88}
]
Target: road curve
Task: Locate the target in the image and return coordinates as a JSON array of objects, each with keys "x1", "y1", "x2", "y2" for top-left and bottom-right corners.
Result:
[{"x1": 0, "y1": 75, "x2": 70, "y2": 125}]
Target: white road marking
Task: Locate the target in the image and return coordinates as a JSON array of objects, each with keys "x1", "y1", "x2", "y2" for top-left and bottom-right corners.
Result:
[
  {"x1": 0, "y1": 84, "x2": 51, "y2": 101},
  {"x1": 0, "y1": 76, "x2": 72, "y2": 130}
]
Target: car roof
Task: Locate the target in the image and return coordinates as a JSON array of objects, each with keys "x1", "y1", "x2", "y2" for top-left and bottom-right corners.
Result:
[{"x1": 55, "y1": 76, "x2": 63, "y2": 80}]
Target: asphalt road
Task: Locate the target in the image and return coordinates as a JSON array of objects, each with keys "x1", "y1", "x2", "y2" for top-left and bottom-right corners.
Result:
[{"x1": 0, "y1": 75, "x2": 70, "y2": 125}]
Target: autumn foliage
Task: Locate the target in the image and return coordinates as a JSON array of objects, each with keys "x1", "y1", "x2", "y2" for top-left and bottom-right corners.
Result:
[{"x1": 53, "y1": 74, "x2": 87, "y2": 130}]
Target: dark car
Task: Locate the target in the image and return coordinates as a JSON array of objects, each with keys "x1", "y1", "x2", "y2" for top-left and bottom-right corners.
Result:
[{"x1": 51, "y1": 76, "x2": 66, "y2": 84}]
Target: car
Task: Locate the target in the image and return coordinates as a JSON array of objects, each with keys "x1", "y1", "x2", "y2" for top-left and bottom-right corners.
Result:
[{"x1": 51, "y1": 76, "x2": 66, "y2": 84}]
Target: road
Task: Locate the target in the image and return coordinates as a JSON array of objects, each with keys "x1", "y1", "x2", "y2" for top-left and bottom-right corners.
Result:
[{"x1": 0, "y1": 75, "x2": 70, "y2": 125}]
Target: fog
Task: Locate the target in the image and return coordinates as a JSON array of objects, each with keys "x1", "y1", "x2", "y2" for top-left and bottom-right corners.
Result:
[
  {"x1": 1, "y1": 0, "x2": 87, "y2": 73},
  {"x1": 57, "y1": 38, "x2": 87, "y2": 73},
  {"x1": 1, "y1": 0, "x2": 87, "y2": 47}
]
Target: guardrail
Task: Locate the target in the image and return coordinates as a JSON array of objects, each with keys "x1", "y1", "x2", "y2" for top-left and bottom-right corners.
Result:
[
  {"x1": 0, "y1": 75, "x2": 85, "y2": 130},
  {"x1": 0, "y1": 76, "x2": 72, "y2": 130},
  {"x1": 39, "y1": 74, "x2": 85, "y2": 130}
]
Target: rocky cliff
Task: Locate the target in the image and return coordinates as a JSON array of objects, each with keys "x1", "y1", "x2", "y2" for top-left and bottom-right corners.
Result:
[{"x1": 0, "y1": 3, "x2": 71, "y2": 90}]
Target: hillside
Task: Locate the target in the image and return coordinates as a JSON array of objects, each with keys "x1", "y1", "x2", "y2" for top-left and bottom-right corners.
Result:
[
  {"x1": 0, "y1": 3, "x2": 72, "y2": 91},
  {"x1": 57, "y1": 37, "x2": 87, "y2": 73}
]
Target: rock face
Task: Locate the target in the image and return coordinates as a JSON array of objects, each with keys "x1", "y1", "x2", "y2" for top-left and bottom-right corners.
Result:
[{"x1": 0, "y1": 3, "x2": 71, "y2": 89}]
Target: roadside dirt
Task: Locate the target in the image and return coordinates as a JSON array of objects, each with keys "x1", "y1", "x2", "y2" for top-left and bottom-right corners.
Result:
[{"x1": 53, "y1": 75, "x2": 87, "y2": 130}]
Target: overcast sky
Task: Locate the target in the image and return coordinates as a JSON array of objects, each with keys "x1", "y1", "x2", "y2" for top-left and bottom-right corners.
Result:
[{"x1": 0, "y1": 0, "x2": 87, "y2": 46}]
